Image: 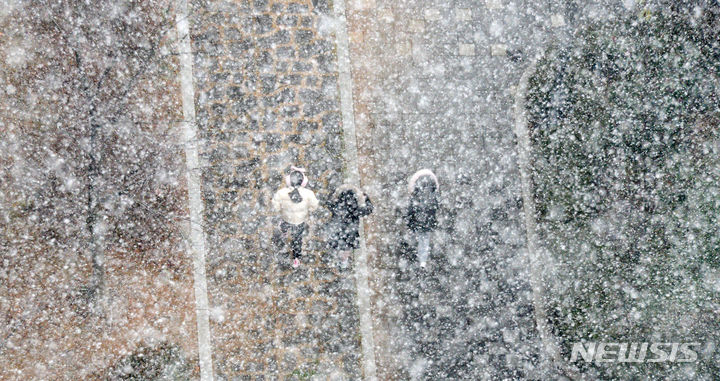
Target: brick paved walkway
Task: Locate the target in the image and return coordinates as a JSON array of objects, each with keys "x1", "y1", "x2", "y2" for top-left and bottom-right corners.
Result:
[
  {"x1": 187, "y1": 0, "x2": 362, "y2": 378},
  {"x1": 183, "y1": 0, "x2": 628, "y2": 379}
]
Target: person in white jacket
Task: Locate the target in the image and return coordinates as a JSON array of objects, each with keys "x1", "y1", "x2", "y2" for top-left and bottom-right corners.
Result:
[{"x1": 271, "y1": 166, "x2": 319, "y2": 268}]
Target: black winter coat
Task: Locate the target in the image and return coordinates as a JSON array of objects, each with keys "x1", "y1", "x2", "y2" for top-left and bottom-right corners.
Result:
[
  {"x1": 327, "y1": 190, "x2": 373, "y2": 250},
  {"x1": 406, "y1": 185, "x2": 438, "y2": 233}
]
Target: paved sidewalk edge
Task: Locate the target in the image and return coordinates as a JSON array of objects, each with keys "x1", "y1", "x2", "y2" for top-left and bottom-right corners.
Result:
[
  {"x1": 513, "y1": 58, "x2": 582, "y2": 380},
  {"x1": 176, "y1": 2, "x2": 215, "y2": 380},
  {"x1": 331, "y1": 0, "x2": 378, "y2": 379}
]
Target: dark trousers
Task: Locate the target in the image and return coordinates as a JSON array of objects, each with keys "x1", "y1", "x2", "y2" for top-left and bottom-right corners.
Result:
[{"x1": 280, "y1": 221, "x2": 307, "y2": 259}]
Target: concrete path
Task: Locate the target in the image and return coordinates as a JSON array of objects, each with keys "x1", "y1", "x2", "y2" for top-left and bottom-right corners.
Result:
[{"x1": 341, "y1": 0, "x2": 621, "y2": 378}]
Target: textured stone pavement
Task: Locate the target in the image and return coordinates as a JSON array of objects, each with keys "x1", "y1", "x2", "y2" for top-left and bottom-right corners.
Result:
[
  {"x1": 187, "y1": 0, "x2": 361, "y2": 378},
  {"x1": 182, "y1": 0, "x2": 630, "y2": 379}
]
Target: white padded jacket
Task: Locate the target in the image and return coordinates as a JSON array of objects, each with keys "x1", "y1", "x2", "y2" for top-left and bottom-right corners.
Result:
[{"x1": 271, "y1": 186, "x2": 319, "y2": 225}]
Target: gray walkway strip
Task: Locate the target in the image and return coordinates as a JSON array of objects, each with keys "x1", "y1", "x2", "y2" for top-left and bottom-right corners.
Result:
[
  {"x1": 514, "y1": 60, "x2": 582, "y2": 380},
  {"x1": 176, "y1": 1, "x2": 215, "y2": 380},
  {"x1": 332, "y1": 0, "x2": 379, "y2": 379}
]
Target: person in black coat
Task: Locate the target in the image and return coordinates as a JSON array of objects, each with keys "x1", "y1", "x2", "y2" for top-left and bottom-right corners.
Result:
[
  {"x1": 406, "y1": 169, "x2": 439, "y2": 268},
  {"x1": 327, "y1": 184, "x2": 373, "y2": 268}
]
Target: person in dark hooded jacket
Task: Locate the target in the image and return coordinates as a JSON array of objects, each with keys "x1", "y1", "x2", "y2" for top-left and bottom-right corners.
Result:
[
  {"x1": 406, "y1": 169, "x2": 439, "y2": 267},
  {"x1": 327, "y1": 184, "x2": 373, "y2": 268}
]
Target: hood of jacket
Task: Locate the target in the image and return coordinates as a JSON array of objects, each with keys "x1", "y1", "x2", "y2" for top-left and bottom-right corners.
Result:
[
  {"x1": 285, "y1": 165, "x2": 308, "y2": 188},
  {"x1": 333, "y1": 183, "x2": 367, "y2": 208},
  {"x1": 408, "y1": 168, "x2": 438, "y2": 192}
]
